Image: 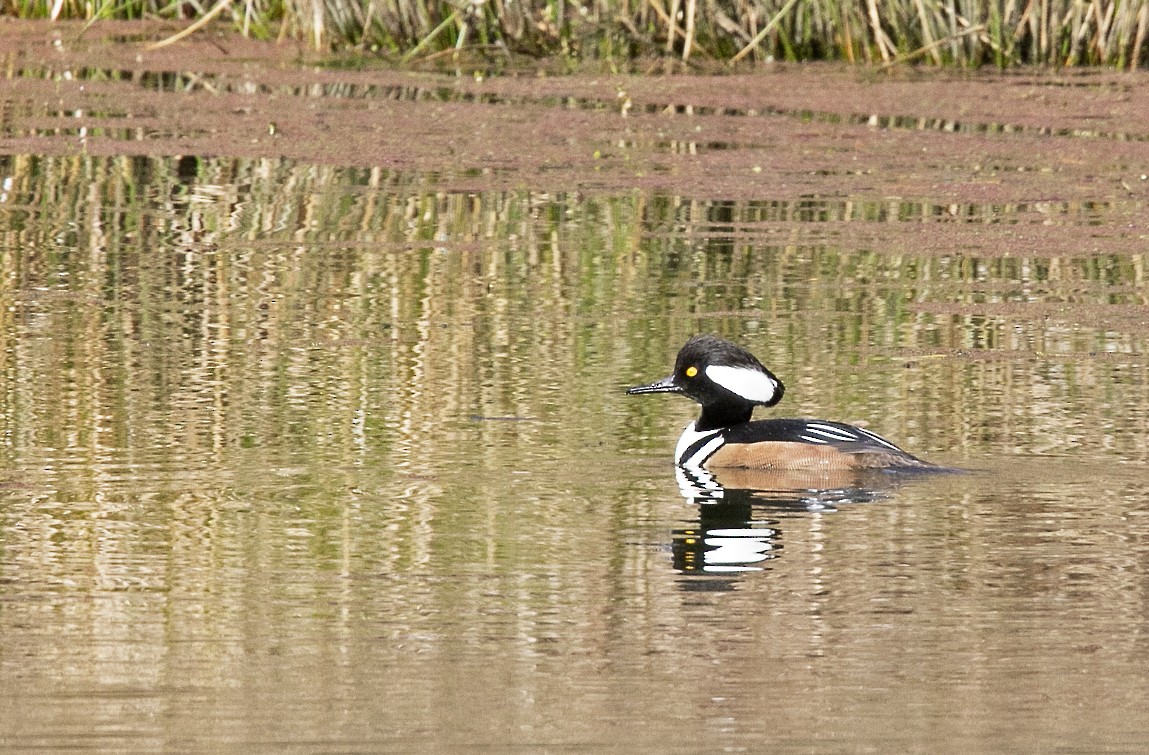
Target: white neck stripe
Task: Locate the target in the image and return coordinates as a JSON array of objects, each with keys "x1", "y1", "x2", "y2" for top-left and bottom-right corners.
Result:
[{"x1": 675, "y1": 421, "x2": 722, "y2": 467}]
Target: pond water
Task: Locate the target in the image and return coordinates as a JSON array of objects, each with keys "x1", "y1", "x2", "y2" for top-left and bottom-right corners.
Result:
[{"x1": 3, "y1": 24, "x2": 1149, "y2": 752}]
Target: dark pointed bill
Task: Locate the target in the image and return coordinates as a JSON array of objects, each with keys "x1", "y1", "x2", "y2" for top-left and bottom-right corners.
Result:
[{"x1": 626, "y1": 375, "x2": 681, "y2": 395}]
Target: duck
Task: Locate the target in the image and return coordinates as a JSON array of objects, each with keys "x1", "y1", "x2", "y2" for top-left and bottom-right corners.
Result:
[{"x1": 627, "y1": 334, "x2": 937, "y2": 471}]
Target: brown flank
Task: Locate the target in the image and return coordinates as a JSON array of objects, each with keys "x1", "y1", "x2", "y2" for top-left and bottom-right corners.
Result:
[{"x1": 705, "y1": 441, "x2": 933, "y2": 471}]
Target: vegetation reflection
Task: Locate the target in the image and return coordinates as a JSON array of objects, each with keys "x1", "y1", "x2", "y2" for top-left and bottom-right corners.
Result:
[{"x1": 0, "y1": 153, "x2": 1146, "y2": 595}]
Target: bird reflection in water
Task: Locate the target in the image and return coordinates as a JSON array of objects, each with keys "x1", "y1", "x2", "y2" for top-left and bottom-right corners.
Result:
[{"x1": 671, "y1": 465, "x2": 897, "y2": 577}]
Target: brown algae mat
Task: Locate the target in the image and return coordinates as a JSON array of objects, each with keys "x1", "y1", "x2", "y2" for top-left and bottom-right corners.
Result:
[{"x1": 2, "y1": 18, "x2": 1149, "y2": 263}]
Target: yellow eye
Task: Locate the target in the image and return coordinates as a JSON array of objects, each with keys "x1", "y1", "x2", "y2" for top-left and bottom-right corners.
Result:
[{"x1": 685, "y1": 366, "x2": 698, "y2": 378}]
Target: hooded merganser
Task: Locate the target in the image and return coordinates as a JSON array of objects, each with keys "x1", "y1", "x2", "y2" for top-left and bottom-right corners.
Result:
[{"x1": 627, "y1": 335, "x2": 936, "y2": 471}]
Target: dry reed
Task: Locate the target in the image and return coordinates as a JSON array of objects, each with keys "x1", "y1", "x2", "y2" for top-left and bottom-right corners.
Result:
[{"x1": 4, "y1": 0, "x2": 1149, "y2": 67}]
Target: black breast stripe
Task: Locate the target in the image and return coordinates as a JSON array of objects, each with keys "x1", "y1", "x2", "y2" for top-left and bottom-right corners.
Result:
[{"x1": 680, "y1": 433, "x2": 724, "y2": 465}]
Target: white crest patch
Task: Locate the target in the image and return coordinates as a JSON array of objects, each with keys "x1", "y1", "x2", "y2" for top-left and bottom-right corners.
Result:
[{"x1": 704, "y1": 365, "x2": 779, "y2": 404}]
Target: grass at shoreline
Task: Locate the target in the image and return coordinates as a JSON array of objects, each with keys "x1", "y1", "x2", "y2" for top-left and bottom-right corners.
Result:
[{"x1": 5, "y1": 0, "x2": 1148, "y2": 68}]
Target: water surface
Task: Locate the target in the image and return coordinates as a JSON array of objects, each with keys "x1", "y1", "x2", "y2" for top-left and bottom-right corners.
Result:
[{"x1": 3, "y1": 40, "x2": 1149, "y2": 751}]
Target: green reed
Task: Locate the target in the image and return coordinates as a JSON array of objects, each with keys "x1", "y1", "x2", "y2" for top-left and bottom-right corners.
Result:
[{"x1": 5, "y1": 0, "x2": 1148, "y2": 66}]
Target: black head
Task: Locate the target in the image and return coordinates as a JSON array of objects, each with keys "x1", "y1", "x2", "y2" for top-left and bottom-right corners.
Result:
[{"x1": 627, "y1": 335, "x2": 785, "y2": 430}]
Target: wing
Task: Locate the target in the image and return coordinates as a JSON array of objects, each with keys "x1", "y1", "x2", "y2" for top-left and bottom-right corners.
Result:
[
  {"x1": 715, "y1": 418, "x2": 934, "y2": 470},
  {"x1": 728, "y1": 418, "x2": 903, "y2": 450}
]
